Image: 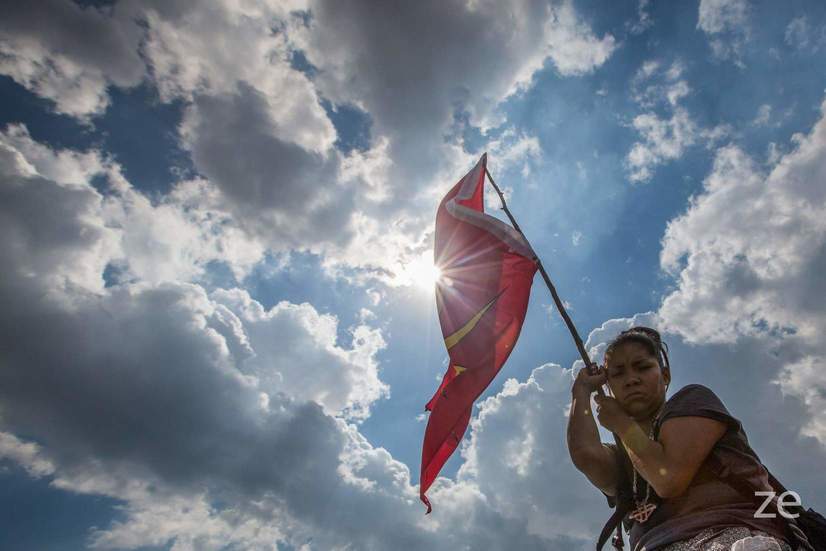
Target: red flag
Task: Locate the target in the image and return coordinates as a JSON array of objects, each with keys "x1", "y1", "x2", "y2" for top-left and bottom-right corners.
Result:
[{"x1": 420, "y1": 153, "x2": 538, "y2": 512}]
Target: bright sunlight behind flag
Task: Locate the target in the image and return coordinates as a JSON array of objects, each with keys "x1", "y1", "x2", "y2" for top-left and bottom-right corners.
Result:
[{"x1": 420, "y1": 153, "x2": 538, "y2": 513}]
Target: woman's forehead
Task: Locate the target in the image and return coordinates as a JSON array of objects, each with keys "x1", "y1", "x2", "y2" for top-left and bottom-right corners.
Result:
[{"x1": 605, "y1": 340, "x2": 653, "y2": 363}]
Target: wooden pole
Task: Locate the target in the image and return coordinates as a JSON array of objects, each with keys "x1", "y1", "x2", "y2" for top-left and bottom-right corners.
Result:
[
  {"x1": 485, "y1": 163, "x2": 624, "y2": 549},
  {"x1": 484, "y1": 166, "x2": 604, "y2": 397}
]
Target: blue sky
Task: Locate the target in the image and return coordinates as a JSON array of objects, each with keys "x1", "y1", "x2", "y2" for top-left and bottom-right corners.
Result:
[{"x1": 1, "y1": 1, "x2": 826, "y2": 549}]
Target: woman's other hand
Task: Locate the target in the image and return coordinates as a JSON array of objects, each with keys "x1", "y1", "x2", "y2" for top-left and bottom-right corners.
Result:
[{"x1": 594, "y1": 394, "x2": 632, "y2": 434}]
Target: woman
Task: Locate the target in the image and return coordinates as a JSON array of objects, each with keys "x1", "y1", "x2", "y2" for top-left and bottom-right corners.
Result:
[{"x1": 567, "y1": 326, "x2": 792, "y2": 551}]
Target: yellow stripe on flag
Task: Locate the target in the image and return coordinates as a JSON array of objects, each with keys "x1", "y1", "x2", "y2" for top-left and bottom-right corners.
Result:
[{"x1": 443, "y1": 293, "x2": 501, "y2": 350}]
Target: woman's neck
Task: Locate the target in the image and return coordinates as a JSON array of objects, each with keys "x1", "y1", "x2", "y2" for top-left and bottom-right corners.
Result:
[
  {"x1": 633, "y1": 402, "x2": 666, "y2": 436},
  {"x1": 638, "y1": 418, "x2": 656, "y2": 437}
]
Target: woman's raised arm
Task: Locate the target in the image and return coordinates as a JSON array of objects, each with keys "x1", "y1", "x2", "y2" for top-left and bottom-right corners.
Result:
[
  {"x1": 567, "y1": 366, "x2": 619, "y2": 496},
  {"x1": 596, "y1": 407, "x2": 727, "y2": 499}
]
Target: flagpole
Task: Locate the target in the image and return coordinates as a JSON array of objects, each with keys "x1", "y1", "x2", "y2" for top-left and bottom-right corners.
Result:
[
  {"x1": 484, "y1": 166, "x2": 605, "y2": 397},
  {"x1": 485, "y1": 163, "x2": 625, "y2": 550}
]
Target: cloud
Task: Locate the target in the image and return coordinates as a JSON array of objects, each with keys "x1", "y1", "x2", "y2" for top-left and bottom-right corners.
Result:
[
  {"x1": 478, "y1": 128, "x2": 542, "y2": 205},
  {"x1": 785, "y1": 15, "x2": 826, "y2": 53},
  {"x1": 697, "y1": 0, "x2": 749, "y2": 34},
  {"x1": 0, "y1": 126, "x2": 602, "y2": 550},
  {"x1": 626, "y1": 107, "x2": 699, "y2": 182},
  {"x1": 211, "y1": 288, "x2": 389, "y2": 421},
  {"x1": 88, "y1": 492, "x2": 290, "y2": 550},
  {"x1": 785, "y1": 16, "x2": 812, "y2": 50},
  {"x1": 298, "y1": 0, "x2": 616, "y2": 138},
  {"x1": 543, "y1": 1, "x2": 618, "y2": 78},
  {"x1": 128, "y1": 2, "x2": 445, "y2": 282},
  {"x1": 0, "y1": 128, "x2": 117, "y2": 295},
  {"x1": 107, "y1": 176, "x2": 268, "y2": 284},
  {"x1": 136, "y1": 2, "x2": 394, "y2": 276},
  {"x1": 0, "y1": 130, "x2": 404, "y2": 548},
  {"x1": 0, "y1": 212, "x2": 580, "y2": 549},
  {"x1": 625, "y1": 61, "x2": 728, "y2": 183},
  {"x1": 73, "y1": 0, "x2": 610, "y2": 288},
  {"x1": 177, "y1": 78, "x2": 442, "y2": 286},
  {"x1": 630, "y1": 60, "x2": 690, "y2": 108},
  {"x1": 453, "y1": 365, "x2": 609, "y2": 547},
  {"x1": 138, "y1": 1, "x2": 335, "y2": 155},
  {"x1": 488, "y1": 129, "x2": 543, "y2": 172},
  {"x1": 0, "y1": 277, "x2": 407, "y2": 549},
  {"x1": 0, "y1": 122, "x2": 108, "y2": 184},
  {"x1": 753, "y1": 104, "x2": 772, "y2": 126},
  {"x1": 4, "y1": 0, "x2": 617, "y2": 286},
  {"x1": 1, "y1": 124, "x2": 267, "y2": 287},
  {"x1": 572, "y1": 230, "x2": 584, "y2": 246},
  {"x1": 0, "y1": 1, "x2": 410, "y2": 283},
  {"x1": 0, "y1": 432, "x2": 56, "y2": 478},
  {"x1": 696, "y1": 0, "x2": 750, "y2": 65},
  {"x1": 778, "y1": 356, "x2": 826, "y2": 443},
  {"x1": 628, "y1": 0, "x2": 654, "y2": 35},
  {"x1": 178, "y1": 84, "x2": 354, "y2": 249},
  {"x1": 0, "y1": 0, "x2": 145, "y2": 116},
  {"x1": 658, "y1": 95, "x2": 826, "y2": 444},
  {"x1": 284, "y1": 0, "x2": 615, "y2": 279}
]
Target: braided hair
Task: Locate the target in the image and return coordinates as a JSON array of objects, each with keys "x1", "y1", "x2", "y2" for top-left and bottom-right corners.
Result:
[{"x1": 604, "y1": 326, "x2": 671, "y2": 375}]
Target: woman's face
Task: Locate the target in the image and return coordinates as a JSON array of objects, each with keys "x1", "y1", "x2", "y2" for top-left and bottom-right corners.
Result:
[{"x1": 605, "y1": 340, "x2": 670, "y2": 420}]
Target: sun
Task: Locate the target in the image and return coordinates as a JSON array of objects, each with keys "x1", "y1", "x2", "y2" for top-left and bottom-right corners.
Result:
[{"x1": 401, "y1": 254, "x2": 442, "y2": 291}]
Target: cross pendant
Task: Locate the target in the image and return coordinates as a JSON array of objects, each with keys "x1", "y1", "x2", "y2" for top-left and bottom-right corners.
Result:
[{"x1": 629, "y1": 502, "x2": 657, "y2": 523}]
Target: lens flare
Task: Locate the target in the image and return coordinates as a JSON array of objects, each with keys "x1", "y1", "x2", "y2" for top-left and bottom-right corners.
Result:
[{"x1": 400, "y1": 254, "x2": 442, "y2": 290}]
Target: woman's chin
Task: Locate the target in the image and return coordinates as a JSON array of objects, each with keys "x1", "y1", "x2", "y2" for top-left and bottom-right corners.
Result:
[{"x1": 624, "y1": 401, "x2": 651, "y2": 418}]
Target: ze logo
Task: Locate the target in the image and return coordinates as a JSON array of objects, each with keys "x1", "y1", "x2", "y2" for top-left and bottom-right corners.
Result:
[{"x1": 754, "y1": 491, "x2": 802, "y2": 519}]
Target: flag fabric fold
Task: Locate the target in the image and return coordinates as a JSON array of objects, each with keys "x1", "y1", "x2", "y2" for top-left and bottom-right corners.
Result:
[{"x1": 419, "y1": 153, "x2": 538, "y2": 513}]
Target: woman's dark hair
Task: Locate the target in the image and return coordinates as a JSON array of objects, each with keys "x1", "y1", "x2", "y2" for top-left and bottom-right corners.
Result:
[{"x1": 604, "y1": 326, "x2": 671, "y2": 373}]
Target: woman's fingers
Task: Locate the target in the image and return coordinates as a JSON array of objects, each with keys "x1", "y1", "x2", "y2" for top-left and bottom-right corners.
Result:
[
  {"x1": 573, "y1": 364, "x2": 607, "y2": 393},
  {"x1": 584, "y1": 365, "x2": 607, "y2": 385}
]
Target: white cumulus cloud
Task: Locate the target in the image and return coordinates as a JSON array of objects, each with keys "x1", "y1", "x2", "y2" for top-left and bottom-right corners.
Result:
[{"x1": 659, "y1": 96, "x2": 826, "y2": 445}]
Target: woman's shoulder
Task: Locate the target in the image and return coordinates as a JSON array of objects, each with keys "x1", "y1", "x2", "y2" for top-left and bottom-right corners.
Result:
[
  {"x1": 665, "y1": 383, "x2": 725, "y2": 409},
  {"x1": 668, "y1": 383, "x2": 719, "y2": 400},
  {"x1": 660, "y1": 384, "x2": 741, "y2": 432}
]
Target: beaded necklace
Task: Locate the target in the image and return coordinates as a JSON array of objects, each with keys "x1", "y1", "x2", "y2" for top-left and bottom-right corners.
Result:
[{"x1": 628, "y1": 405, "x2": 665, "y2": 524}]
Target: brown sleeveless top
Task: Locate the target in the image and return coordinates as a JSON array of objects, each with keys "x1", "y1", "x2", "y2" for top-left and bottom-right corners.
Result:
[{"x1": 604, "y1": 384, "x2": 789, "y2": 550}]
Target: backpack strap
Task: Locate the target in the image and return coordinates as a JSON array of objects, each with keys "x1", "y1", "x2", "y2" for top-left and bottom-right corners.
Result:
[
  {"x1": 598, "y1": 505, "x2": 629, "y2": 551},
  {"x1": 597, "y1": 441, "x2": 634, "y2": 550}
]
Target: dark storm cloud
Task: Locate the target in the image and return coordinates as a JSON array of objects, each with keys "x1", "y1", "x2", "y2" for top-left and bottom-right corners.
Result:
[
  {"x1": 0, "y1": 0, "x2": 145, "y2": 114},
  {"x1": 300, "y1": 0, "x2": 616, "y2": 195},
  {"x1": 0, "y1": 0, "x2": 143, "y2": 83},
  {"x1": 180, "y1": 84, "x2": 355, "y2": 250}
]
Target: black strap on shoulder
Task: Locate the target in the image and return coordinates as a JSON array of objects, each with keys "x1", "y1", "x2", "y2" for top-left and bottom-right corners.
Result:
[
  {"x1": 598, "y1": 505, "x2": 629, "y2": 551},
  {"x1": 597, "y1": 441, "x2": 634, "y2": 551}
]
